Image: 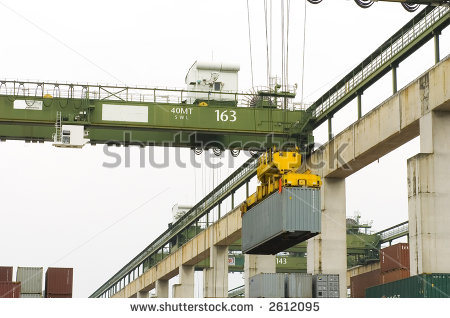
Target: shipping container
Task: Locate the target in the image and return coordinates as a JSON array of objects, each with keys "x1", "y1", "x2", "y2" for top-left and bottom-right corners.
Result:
[
  {"x1": 380, "y1": 243, "x2": 409, "y2": 273},
  {"x1": 16, "y1": 267, "x2": 43, "y2": 294},
  {"x1": 45, "y1": 268, "x2": 73, "y2": 296},
  {"x1": 249, "y1": 273, "x2": 285, "y2": 298},
  {"x1": 366, "y1": 273, "x2": 450, "y2": 298},
  {"x1": 350, "y1": 269, "x2": 381, "y2": 298},
  {"x1": 45, "y1": 293, "x2": 72, "y2": 298},
  {"x1": 381, "y1": 268, "x2": 410, "y2": 284},
  {"x1": 286, "y1": 273, "x2": 312, "y2": 298},
  {"x1": 0, "y1": 266, "x2": 13, "y2": 282},
  {"x1": 242, "y1": 187, "x2": 320, "y2": 254},
  {"x1": 0, "y1": 282, "x2": 21, "y2": 298},
  {"x1": 20, "y1": 293, "x2": 42, "y2": 298},
  {"x1": 313, "y1": 274, "x2": 340, "y2": 298}
]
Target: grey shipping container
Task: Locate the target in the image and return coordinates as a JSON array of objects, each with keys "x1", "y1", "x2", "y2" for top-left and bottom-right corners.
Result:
[
  {"x1": 286, "y1": 273, "x2": 312, "y2": 298},
  {"x1": 16, "y1": 267, "x2": 43, "y2": 294},
  {"x1": 20, "y1": 293, "x2": 42, "y2": 298},
  {"x1": 366, "y1": 273, "x2": 450, "y2": 298},
  {"x1": 249, "y1": 273, "x2": 285, "y2": 298},
  {"x1": 313, "y1": 274, "x2": 340, "y2": 298},
  {"x1": 242, "y1": 187, "x2": 321, "y2": 254}
]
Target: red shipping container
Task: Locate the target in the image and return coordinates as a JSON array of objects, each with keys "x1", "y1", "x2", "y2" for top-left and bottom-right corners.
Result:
[
  {"x1": 46, "y1": 293, "x2": 72, "y2": 298},
  {"x1": 0, "y1": 266, "x2": 13, "y2": 282},
  {"x1": 350, "y1": 269, "x2": 381, "y2": 298},
  {"x1": 380, "y1": 243, "x2": 409, "y2": 273},
  {"x1": 45, "y1": 268, "x2": 73, "y2": 297},
  {"x1": 381, "y1": 268, "x2": 410, "y2": 284},
  {"x1": 0, "y1": 282, "x2": 21, "y2": 298}
]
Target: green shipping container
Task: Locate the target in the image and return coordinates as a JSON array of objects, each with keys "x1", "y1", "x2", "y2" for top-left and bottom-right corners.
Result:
[{"x1": 366, "y1": 273, "x2": 450, "y2": 298}]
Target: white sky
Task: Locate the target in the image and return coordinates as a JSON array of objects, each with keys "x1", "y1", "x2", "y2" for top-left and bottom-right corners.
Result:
[{"x1": 0, "y1": 0, "x2": 448, "y2": 298}]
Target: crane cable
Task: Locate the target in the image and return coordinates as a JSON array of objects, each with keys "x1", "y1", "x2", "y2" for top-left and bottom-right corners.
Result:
[
  {"x1": 246, "y1": 0, "x2": 254, "y2": 88},
  {"x1": 300, "y1": 0, "x2": 307, "y2": 107},
  {"x1": 264, "y1": 0, "x2": 270, "y2": 87}
]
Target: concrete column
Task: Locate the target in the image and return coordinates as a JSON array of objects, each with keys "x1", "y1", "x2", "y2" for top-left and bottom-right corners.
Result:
[
  {"x1": 357, "y1": 94, "x2": 362, "y2": 120},
  {"x1": 137, "y1": 291, "x2": 149, "y2": 298},
  {"x1": 155, "y1": 279, "x2": 169, "y2": 298},
  {"x1": 172, "y1": 265, "x2": 195, "y2": 298},
  {"x1": 408, "y1": 111, "x2": 450, "y2": 275},
  {"x1": 244, "y1": 254, "x2": 276, "y2": 298},
  {"x1": 203, "y1": 245, "x2": 229, "y2": 297},
  {"x1": 307, "y1": 177, "x2": 346, "y2": 298}
]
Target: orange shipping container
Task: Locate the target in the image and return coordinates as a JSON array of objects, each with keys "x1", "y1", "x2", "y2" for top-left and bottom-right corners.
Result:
[{"x1": 380, "y1": 243, "x2": 409, "y2": 273}]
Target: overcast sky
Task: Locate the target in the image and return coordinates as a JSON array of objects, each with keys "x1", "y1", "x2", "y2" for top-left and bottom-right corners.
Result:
[{"x1": 0, "y1": 0, "x2": 448, "y2": 298}]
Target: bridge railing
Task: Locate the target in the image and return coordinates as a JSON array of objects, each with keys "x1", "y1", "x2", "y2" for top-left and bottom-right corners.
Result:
[{"x1": 308, "y1": 5, "x2": 450, "y2": 125}]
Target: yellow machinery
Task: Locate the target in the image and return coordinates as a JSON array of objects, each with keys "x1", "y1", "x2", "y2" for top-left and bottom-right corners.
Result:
[{"x1": 241, "y1": 148, "x2": 322, "y2": 214}]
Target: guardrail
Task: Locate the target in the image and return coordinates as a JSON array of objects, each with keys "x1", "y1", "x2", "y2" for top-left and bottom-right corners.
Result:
[
  {"x1": 308, "y1": 6, "x2": 450, "y2": 126},
  {"x1": 90, "y1": 155, "x2": 259, "y2": 298}
]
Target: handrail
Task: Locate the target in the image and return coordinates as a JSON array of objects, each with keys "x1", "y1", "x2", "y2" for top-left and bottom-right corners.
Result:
[{"x1": 308, "y1": 6, "x2": 450, "y2": 126}]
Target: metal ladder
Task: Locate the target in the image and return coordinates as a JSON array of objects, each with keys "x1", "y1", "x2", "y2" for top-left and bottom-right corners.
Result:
[{"x1": 53, "y1": 111, "x2": 62, "y2": 143}]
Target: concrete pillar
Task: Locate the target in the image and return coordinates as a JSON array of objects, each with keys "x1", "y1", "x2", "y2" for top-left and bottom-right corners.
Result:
[
  {"x1": 328, "y1": 116, "x2": 333, "y2": 141},
  {"x1": 244, "y1": 254, "x2": 276, "y2": 298},
  {"x1": 203, "y1": 245, "x2": 229, "y2": 297},
  {"x1": 155, "y1": 279, "x2": 168, "y2": 298},
  {"x1": 307, "y1": 177, "x2": 346, "y2": 298},
  {"x1": 357, "y1": 94, "x2": 362, "y2": 120},
  {"x1": 172, "y1": 265, "x2": 195, "y2": 298},
  {"x1": 137, "y1": 291, "x2": 149, "y2": 298},
  {"x1": 408, "y1": 111, "x2": 450, "y2": 275}
]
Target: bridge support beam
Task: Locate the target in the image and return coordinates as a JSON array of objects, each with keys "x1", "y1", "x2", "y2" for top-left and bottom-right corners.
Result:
[
  {"x1": 155, "y1": 279, "x2": 169, "y2": 298},
  {"x1": 172, "y1": 265, "x2": 195, "y2": 298},
  {"x1": 244, "y1": 254, "x2": 275, "y2": 298},
  {"x1": 307, "y1": 177, "x2": 346, "y2": 298},
  {"x1": 408, "y1": 111, "x2": 450, "y2": 275},
  {"x1": 137, "y1": 291, "x2": 149, "y2": 298},
  {"x1": 203, "y1": 245, "x2": 229, "y2": 297}
]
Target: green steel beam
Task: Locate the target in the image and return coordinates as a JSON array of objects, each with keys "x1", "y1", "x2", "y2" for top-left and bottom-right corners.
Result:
[{"x1": 308, "y1": 6, "x2": 449, "y2": 127}]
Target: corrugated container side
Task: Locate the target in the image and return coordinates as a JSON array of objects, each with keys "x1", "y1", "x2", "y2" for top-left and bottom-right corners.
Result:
[
  {"x1": 45, "y1": 268, "x2": 73, "y2": 296},
  {"x1": 366, "y1": 273, "x2": 450, "y2": 298},
  {"x1": 0, "y1": 266, "x2": 13, "y2": 282},
  {"x1": 20, "y1": 293, "x2": 43, "y2": 298},
  {"x1": 286, "y1": 273, "x2": 312, "y2": 298},
  {"x1": 380, "y1": 243, "x2": 409, "y2": 273},
  {"x1": 16, "y1": 267, "x2": 43, "y2": 294},
  {"x1": 313, "y1": 274, "x2": 340, "y2": 298},
  {"x1": 242, "y1": 188, "x2": 320, "y2": 254},
  {"x1": 0, "y1": 282, "x2": 21, "y2": 298},
  {"x1": 249, "y1": 273, "x2": 285, "y2": 298},
  {"x1": 350, "y1": 269, "x2": 381, "y2": 298},
  {"x1": 381, "y1": 268, "x2": 410, "y2": 284}
]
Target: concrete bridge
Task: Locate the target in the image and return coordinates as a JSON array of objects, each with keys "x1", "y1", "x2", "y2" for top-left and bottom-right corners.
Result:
[{"x1": 111, "y1": 55, "x2": 449, "y2": 298}]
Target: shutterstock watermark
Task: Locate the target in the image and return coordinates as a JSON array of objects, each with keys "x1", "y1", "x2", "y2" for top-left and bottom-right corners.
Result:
[{"x1": 101, "y1": 131, "x2": 352, "y2": 171}]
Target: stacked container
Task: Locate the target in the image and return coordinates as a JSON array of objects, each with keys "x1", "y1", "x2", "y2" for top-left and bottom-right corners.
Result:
[
  {"x1": 0, "y1": 266, "x2": 20, "y2": 298},
  {"x1": 366, "y1": 273, "x2": 450, "y2": 298},
  {"x1": 286, "y1": 273, "x2": 313, "y2": 298},
  {"x1": 0, "y1": 282, "x2": 21, "y2": 298},
  {"x1": 380, "y1": 243, "x2": 410, "y2": 284},
  {"x1": 249, "y1": 273, "x2": 314, "y2": 298},
  {"x1": 16, "y1": 267, "x2": 43, "y2": 298},
  {"x1": 350, "y1": 269, "x2": 381, "y2": 298},
  {"x1": 45, "y1": 268, "x2": 73, "y2": 298},
  {"x1": 313, "y1": 274, "x2": 339, "y2": 298},
  {"x1": 249, "y1": 273, "x2": 286, "y2": 298},
  {"x1": 0, "y1": 266, "x2": 13, "y2": 282}
]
